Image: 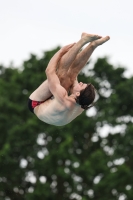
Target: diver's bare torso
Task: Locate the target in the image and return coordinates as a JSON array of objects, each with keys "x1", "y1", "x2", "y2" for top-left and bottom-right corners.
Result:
[{"x1": 34, "y1": 97, "x2": 83, "y2": 126}]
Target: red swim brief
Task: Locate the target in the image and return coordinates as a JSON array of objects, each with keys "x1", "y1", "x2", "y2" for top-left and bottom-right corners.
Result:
[{"x1": 28, "y1": 98, "x2": 44, "y2": 113}]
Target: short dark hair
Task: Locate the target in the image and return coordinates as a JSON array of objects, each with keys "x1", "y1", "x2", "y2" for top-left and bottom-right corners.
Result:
[{"x1": 76, "y1": 83, "x2": 96, "y2": 110}]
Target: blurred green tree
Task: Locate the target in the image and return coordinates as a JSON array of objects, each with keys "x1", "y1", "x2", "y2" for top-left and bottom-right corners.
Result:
[{"x1": 0, "y1": 48, "x2": 133, "y2": 200}]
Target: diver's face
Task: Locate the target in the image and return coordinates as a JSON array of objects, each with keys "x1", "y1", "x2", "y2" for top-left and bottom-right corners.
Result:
[{"x1": 72, "y1": 82, "x2": 87, "y2": 94}]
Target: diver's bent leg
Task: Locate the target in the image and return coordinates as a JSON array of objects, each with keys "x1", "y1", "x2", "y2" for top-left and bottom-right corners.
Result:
[
  {"x1": 57, "y1": 33, "x2": 102, "y2": 76},
  {"x1": 67, "y1": 36, "x2": 110, "y2": 78},
  {"x1": 29, "y1": 80, "x2": 52, "y2": 101}
]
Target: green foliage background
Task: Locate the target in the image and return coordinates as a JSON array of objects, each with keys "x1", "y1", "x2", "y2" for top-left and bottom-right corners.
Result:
[{"x1": 0, "y1": 47, "x2": 133, "y2": 200}]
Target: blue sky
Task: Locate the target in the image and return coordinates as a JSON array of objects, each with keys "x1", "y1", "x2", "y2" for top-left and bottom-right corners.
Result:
[{"x1": 0, "y1": 0, "x2": 133, "y2": 76}]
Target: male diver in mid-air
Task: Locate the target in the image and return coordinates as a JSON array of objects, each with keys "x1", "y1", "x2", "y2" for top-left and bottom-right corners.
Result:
[{"x1": 28, "y1": 32, "x2": 110, "y2": 126}]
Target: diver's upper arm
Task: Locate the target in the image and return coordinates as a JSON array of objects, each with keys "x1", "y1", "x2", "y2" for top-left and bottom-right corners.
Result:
[{"x1": 46, "y1": 70, "x2": 67, "y2": 103}]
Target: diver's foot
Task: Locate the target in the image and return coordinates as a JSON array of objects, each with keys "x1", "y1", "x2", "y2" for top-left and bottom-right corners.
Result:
[
  {"x1": 81, "y1": 32, "x2": 102, "y2": 43},
  {"x1": 91, "y1": 36, "x2": 110, "y2": 47}
]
